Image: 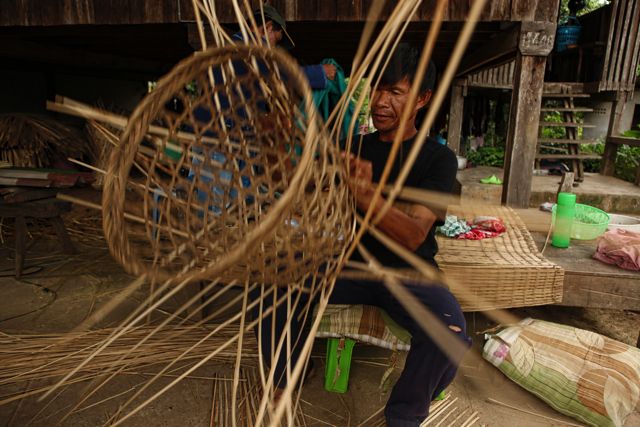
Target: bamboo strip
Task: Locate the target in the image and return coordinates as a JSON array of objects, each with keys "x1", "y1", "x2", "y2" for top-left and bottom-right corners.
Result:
[{"x1": 485, "y1": 398, "x2": 583, "y2": 426}]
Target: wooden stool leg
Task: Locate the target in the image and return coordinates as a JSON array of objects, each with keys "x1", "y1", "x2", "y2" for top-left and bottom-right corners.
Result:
[
  {"x1": 14, "y1": 216, "x2": 27, "y2": 279},
  {"x1": 50, "y1": 215, "x2": 76, "y2": 254}
]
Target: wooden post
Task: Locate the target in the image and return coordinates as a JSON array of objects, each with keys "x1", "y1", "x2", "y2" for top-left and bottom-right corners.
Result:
[
  {"x1": 447, "y1": 80, "x2": 465, "y2": 154},
  {"x1": 601, "y1": 91, "x2": 630, "y2": 176},
  {"x1": 557, "y1": 172, "x2": 575, "y2": 195},
  {"x1": 502, "y1": 22, "x2": 555, "y2": 208},
  {"x1": 14, "y1": 216, "x2": 27, "y2": 279}
]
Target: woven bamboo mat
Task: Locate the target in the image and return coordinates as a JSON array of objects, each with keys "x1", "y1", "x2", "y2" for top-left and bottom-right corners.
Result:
[{"x1": 436, "y1": 205, "x2": 564, "y2": 311}]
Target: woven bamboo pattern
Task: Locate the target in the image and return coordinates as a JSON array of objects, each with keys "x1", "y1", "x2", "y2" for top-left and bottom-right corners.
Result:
[
  {"x1": 436, "y1": 205, "x2": 564, "y2": 311},
  {"x1": 339, "y1": 206, "x2": 563, "y2": 311},
  {"x1": 102, "y1": 44, "x2": 353, "y2": 286}
]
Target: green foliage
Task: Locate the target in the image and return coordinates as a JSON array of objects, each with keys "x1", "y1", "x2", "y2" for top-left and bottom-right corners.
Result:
[
  {"x1": 580, "y1": 139, "x2": 605, "y2": 172},
  {"x1": 580, "y1": 140, "x2": 640, "y2": 183},
  {"x1": 622, "y1": 123, "x2": 640, "y2": 139},
  {"x1": 541, "y1": 111, "x2": 567, "y2": 139},
  {"x1": 466, "y1": 146, "x2": 505, "y2": 168},
  {"x1": 347, "y1": 78, "x2": 373, "y2": 133},
  {"x1": 614, "y1": 145, "x2": 640, "y2": 182},
  {"x1": 559, "y1": 0, "x2": 609, "y2": 22}
]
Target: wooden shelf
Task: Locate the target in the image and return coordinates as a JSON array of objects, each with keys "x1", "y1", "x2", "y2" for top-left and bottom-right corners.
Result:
[
  {"x1": 607, "y1": 136, "x2": 640, "y2": 147},
  {"x1": 535, "y1": 154, "x2": 601, "y2": 160},
  {"x1": 541, "y1": 93, "x2": 590, "y2": 98},
  {"x1": 538, "y1": 121, "x2": 595, "y2": 128},
  {"x1": 537, "y1": 138, "x2": 599, "y2": 144},
  {"x1": 540, "y1": 107, "x2": 594, "y2": 112}
]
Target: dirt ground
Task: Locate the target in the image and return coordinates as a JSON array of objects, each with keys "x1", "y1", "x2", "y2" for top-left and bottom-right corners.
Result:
[{"x1": 0, "y1": 208, "x2": 638, "y2": 426}]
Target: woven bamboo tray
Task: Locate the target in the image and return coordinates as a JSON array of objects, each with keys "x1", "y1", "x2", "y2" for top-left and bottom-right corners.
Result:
[
  {"x1": 338, "y1": 206, "x2": 563, "y2": 311},
  {"x1": 435, "y1": 205, "x2": 564, "y2": 311}
]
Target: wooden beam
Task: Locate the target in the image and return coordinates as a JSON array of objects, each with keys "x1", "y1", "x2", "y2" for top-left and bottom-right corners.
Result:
[
  {"x1": 457, "y1": 24, "x2": 519, "y2": 76},
  {"x1": 447, "y1": 80, "x2": 465, "y2": 155},
  {"x1": 557, "y1": 172, "x2": 575, "y2": 196},
  {"x1": 531, "y1": 232, "x2": 640, "y2": 311},
  {"x1": 502, "y1": 53, "x2": 547, "y2": 208},
  {"x1": 601, "y1": 91, "x2": 632, "y2": 176},
  {"x1": 558, "y1": 271, "x2": 640, "y2": 310},
  {"x1": 457, "y1": 20, "x2": 555, "y2": 78},
  {"x1": 518, "y1": 21, "x2": 556, "y2": 56},
  {"x1": 501, "y1": 21, "x2": 556, "y2": 207},
  {"x1": 607, "y1": 135, "x2": 640, "y2": 148},
  {"x1": 0, "y1": 37, "x2": 169, "y2": 79},
  {"x1": 0, "y1": 0, "x2": 181, "y2": 25}
]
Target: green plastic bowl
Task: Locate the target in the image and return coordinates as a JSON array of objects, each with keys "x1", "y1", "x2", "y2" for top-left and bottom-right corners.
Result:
[{"x1": 552, "y1": 203, "x2": 610, "y2": 240}]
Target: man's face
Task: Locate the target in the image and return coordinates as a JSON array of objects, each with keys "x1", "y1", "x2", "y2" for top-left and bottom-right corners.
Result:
[
  {"x1": 265, "y1": 21, "x2": 283, "y2": 46},
  {"x1": 370, "y1": 77, "x2": 430, "y2": 135}
]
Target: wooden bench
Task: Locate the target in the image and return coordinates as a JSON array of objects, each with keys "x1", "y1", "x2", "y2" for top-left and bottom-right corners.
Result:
[{"x1": 0, "y1": 198, "x2": 76, "y2": 278}]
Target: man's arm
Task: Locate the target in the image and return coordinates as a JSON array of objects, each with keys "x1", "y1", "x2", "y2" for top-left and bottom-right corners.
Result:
[{"x1": 347, "y1": 155, "x2": 437, "y2": 251}]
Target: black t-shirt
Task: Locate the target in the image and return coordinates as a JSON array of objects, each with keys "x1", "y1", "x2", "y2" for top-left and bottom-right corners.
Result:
[{"x1": 346, "y1": 132, "x2": 458, "y2": 267}]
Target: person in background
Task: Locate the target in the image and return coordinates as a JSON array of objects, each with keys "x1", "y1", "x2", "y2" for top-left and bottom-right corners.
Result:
[{"x1": 232, "y1": 4, "x2": 337, "y2": 89}]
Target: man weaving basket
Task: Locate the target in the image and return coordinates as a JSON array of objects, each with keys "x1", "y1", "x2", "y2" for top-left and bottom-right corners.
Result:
[{"x1": 251, "y1": 43, "x2": 471, "y2": 427}]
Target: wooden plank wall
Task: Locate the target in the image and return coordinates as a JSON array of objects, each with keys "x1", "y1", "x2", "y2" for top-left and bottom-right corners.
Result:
[
  {"x1": 599, "y1": 0, "x2": 640, "y2": 92},
  {"x1": 199, "y1": 0, "x2": 559, "y2": 22},
  {"x1": 0, "y1": 0, "x2": 560, "y2": 26},
  {"x1": 0, "y1": 0, "x2": 180, "y2": 25},
  {"x1": 466, "y1": 60, "x2": 516, "y2": 89}
]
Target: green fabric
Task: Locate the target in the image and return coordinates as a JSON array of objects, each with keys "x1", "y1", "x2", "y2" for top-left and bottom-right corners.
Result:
[
  {"x1": 437, "y1": 215, "x2": 471, "y2": 237},
  {"x1": 312, "y1": 58, "x2": 356, "y2": 140}
]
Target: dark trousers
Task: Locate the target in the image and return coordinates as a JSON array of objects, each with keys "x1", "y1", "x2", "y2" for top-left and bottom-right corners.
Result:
[{"x1": 250, "y1": 278, "x2": 471, "y2": 427}]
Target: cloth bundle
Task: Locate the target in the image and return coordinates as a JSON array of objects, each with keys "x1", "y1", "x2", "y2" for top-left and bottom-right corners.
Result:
[
  {"x1": 312, "y1": 58, "x2": 355, "y2": 140},
  {"x1": 593, "y1": 228, "x2": 640, "y2": 271},
  {"x1": 483, "y1": 318, "x2": 640, "y2": 427},
  {"x1": 438, "y1": 215, "x2": 506, "y2": 240}
]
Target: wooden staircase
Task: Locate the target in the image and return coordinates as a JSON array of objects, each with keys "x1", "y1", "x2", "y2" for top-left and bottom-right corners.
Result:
[{"x1": 536, "y1": 85, "x2": 600, "y2": 183}]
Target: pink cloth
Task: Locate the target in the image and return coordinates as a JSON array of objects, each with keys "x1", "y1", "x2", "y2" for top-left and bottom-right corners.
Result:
[{"x1": 593, "y1": 228, "x2": 640, "y2": 271}]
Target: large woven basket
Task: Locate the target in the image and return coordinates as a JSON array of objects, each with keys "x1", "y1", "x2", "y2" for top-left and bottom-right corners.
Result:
[{"x1": 102, "y1": 45, "x2": 353, "y2": 285}]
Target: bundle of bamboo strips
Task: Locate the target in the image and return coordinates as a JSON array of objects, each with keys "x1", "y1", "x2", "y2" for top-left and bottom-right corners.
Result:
[
  {"x1": 361, "y1": 393, "x2": 482, "y2": 427},
  {"x1": 84, "y1": 120, "x2": 120, "y2": 188},
  {"x1": 0, "y1": 114, "x2": 89, "y2": 168},
  {"x1": 0, "y1": 325, "x2": 258, "y2": 405},
  {"x1": 0, "y1": 207, "x2": 105, "y2": 246},
  {"x1": 209, "y1": 369, "x2": 308, "y2": 427}
]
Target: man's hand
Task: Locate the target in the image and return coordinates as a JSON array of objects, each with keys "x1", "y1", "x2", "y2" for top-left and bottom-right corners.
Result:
[
  {"x1": 342, "y1": 152, "x2": 437, "y2": 251},
  {"x1": 323, "y1": 64, "x2": 337, "y2": 81},
  {"x1": 344, "y1": 152, "x2": 373, "y2": 204}
]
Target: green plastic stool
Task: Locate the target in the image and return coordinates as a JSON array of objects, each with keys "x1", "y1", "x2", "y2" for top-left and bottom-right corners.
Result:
[{"x1": 324, "y1": 337, "x2": 356, "y2": 393}]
